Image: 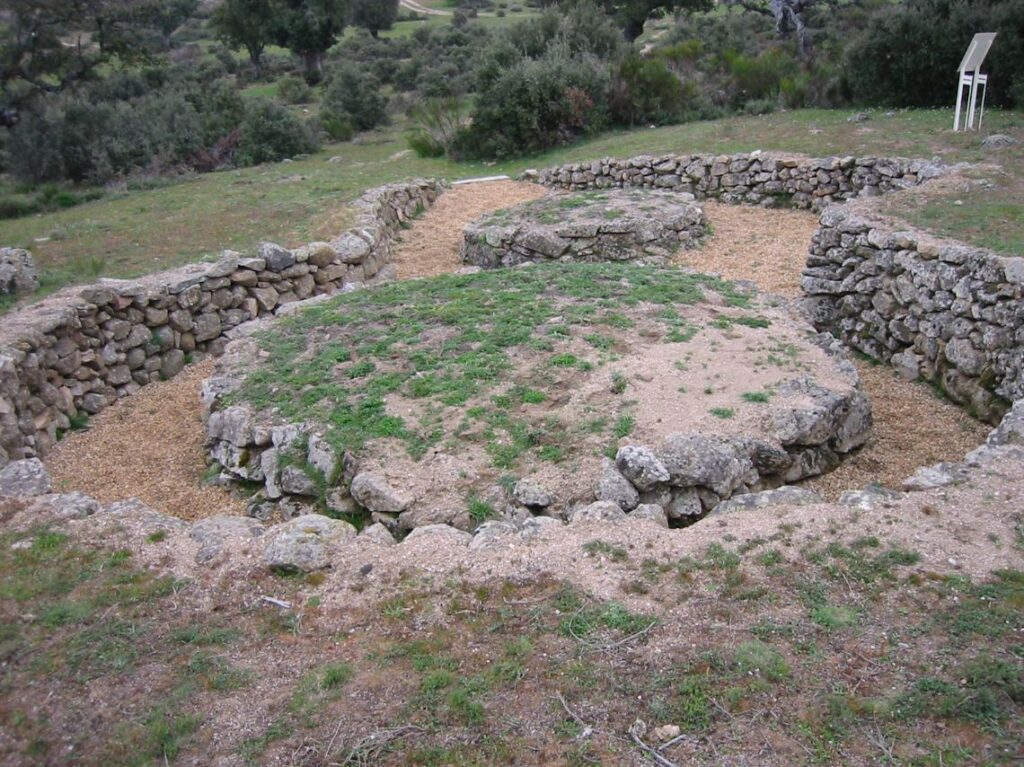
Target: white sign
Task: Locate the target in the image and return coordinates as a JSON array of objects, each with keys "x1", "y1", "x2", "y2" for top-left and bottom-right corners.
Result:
[{"x1": 954, "y1": 33, "x2": 997, "y2": 131}]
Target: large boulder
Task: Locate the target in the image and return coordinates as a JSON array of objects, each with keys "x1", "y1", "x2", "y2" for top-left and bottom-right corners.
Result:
[
  {"x1": 350, "y1": 473, "x2": 412, "y2": 512},
  {"x1": 988, "y1": 400, "x2": 1024, "y2": 447},
  {"x1": 594, "y1": 459, "x2": 639, "y2": 510},
  {"x1": 0, "y1": 247, "x2": 38, "y2": 295},
  {"x1": 357, "y1": 522, "x2": 396, "y2": 546},
  {"x1": 263, "y1": 514, "x2": 356, "y2": 572},
  {"x1": 0, "y1": 459, "x2": 52, "y2": 497},
  {"x1": 981, "y1": 134, "x2": 1018, "y2": 150},
  {"x1": 469, "y1": 520, "x2": 519, "y2": 550},
  {"x1": 709, "y1": 486, "x2": 821, "y2": 515},
  {"x1": 97, "y1": 499, "x2": 188, "y2": 536},
  {"x1": 404, "y1": 524, "x2": 472, "y2": 546},
  {"x1": 657, "y1": 435, "x2": 756, "y2": 497},
  {"x1": 615, "y1": 446, "x2": 670, "y2": 491},
  {"x1": 569, "y1": 500, "x2": 627, "y2": 524},
  {"x1": 190, "y1": 514, "x2": 265, "y2": 564},
  {"x1": 630, "y1": 503, "x2": 668, "y2": 527},
  {"x1": 513, "y1": 479, "x2": 554, "y2": 508}
]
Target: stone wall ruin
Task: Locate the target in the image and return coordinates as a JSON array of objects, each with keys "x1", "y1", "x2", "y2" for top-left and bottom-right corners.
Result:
[{"x1": 0, "y1": 180, "x2": 444, "y2": 466}]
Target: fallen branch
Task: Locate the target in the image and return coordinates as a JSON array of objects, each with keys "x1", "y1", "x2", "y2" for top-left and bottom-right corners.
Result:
[
  {"x1": 628, "y1": 720, "x2": 679, "y2": 767},
  {"x1": 339, "y1": 725, "x2": 426, "y2": 766},
  {"x1": 555, "y1": 691, "x2": 594, "y2": 741},
  {"x1": 260, "y1": 595, "x2": 293, "y2": 609},
  {"x1": 590, "y1": 619, "x2": 658, "y2": 652}
]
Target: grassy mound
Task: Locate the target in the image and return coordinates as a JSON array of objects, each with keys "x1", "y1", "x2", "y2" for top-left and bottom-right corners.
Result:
[{"x1": 226, "y1": 262, "x2": 754, "y2": 470}]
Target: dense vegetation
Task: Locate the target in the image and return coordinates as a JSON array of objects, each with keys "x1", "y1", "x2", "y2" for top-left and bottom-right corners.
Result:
[{"x1": 0, "y1": 0, "x2": 1022, "y2": 212}]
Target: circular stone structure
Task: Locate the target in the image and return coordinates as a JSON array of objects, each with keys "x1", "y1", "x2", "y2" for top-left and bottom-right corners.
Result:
[
  {"x1": 202, "y1": 263, "x2": 870, "y2": 532},
  {"x1": 461, "y1": 189, "x2": 707, "y2": 269}
]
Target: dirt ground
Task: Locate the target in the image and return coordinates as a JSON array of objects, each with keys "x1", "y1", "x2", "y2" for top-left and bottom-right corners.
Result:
[
  {"x1": 43, "y1": 182, "x2": 993, "y2": 519},
  {"x1": 8, "y1": 181, "x2": 1023, "y2": 767}
]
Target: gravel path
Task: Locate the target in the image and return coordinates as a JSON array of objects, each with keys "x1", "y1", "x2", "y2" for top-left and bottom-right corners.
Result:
[
  {"x1": 673, "y1": 200, "x2": 820, "y2": 296},
  {"x1": 43, "y1": 183, "x2": 992, "y2": 518},
  {"x1": 391, "y1": 180, "x2": 547, "y2": 279},
  {"x1": 46, "y1": 360, "x2": 246, "y2": 520}
]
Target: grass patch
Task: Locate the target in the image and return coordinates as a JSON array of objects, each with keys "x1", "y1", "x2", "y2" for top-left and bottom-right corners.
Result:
[{"x1": 225, "y1": 262, "x2": 742, "y2": 472}]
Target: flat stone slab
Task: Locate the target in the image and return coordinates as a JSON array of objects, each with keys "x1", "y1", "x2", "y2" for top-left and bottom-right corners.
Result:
[{"x1": 461, "y1": 189, "x2": 706, "y2": 268}]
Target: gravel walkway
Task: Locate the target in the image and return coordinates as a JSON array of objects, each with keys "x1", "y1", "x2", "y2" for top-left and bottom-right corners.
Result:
[
  {"x1": 46, "y1": 359, "x2": 246, "y2": 520},
  {"x1": 673, "y1": 200, "x2": 820, "y2": 296},
  {"x1": 391, "y1": 180, "x2": 547, "y2": 279},
  {"x1": 43, "y1": 184, "x2": 991, "y2": 518}
]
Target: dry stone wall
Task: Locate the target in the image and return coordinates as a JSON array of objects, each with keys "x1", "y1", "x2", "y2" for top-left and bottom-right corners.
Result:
[
  {"x1": 800, "y1": 204, "x2": 1024, "y2": 423},
  {"x1": 527, "y1": 153, "x2": 944, "y2": 209},
  {"x1": 0, "y1": 179, "x2": 444, "y2": 468},
  {"x1": 202, "y1": 327, "x2": 872, "y2": 526}
]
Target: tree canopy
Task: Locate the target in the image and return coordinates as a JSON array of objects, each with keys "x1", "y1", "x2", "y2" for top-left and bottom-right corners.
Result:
[
  {"x1": 350, "y1": 0, "x2": 399, "y2": 38},
  {"x1": 605, "y1": 0, "x2": 714, "y2": 41},
  {"x1": 0, "y1": 0, "x2": 158, "y2": 125},
  {"x1": 210, "y1": 0, "x2": 279, "y2": 75},
  {"x1": 273, "y1": 0, "x2": 349, "y2": 77}
]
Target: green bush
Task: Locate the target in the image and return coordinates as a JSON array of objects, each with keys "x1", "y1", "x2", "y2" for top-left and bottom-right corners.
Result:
[
  {"x1": 727, "y1": 48, "x2": 795, "y2": 107},
  {"x1": 453, "y1": 51, "x2": 610, "y2": 159},
  {"x1": 236, "y1": 100, "x2": 319, "y2": 165},
  {"x1": 277, "y1": 75, "x2": 313, "y2": 105},
  {"x1": 844, "y1": 0, "x2": 1024, "y2": 108},
  {"x1": 322, "y1": 63, "x2": 389, "y2": 132},
  {"x1": 741, "y1": 97, "x2": 777, "y2": 116},
  {"x1": 320, "y1": 116, "x2": 355, "y2": 142},
  {"x1": 406, "y1": 96, "x2": 463, "y2": 157},
  {"x1": 6, "y1": 76, "x2": 246, "y2": 184},
  {"x1": 610, "y1": 55, "x2": 691, "y2": 126}
]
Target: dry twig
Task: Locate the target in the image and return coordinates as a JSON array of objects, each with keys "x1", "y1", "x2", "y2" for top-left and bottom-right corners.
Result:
[
  {"x1": 339, "y1": 725, "x2": 426, "y2": 766},
  {"x1": 555, "y1": 691, "x2": 594, "y2": 741}
]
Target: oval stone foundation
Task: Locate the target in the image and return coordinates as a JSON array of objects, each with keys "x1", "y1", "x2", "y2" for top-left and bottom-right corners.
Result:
[{"x1": 461, "y1": 189, "x2": 707, "y2": 268}]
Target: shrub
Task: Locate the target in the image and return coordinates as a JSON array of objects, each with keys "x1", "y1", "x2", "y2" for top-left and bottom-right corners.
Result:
[
  {"x1": 277, "y1": 75, "x2": 313, "y2": 104},
  {"x1": 453, "y1": 51, "x2": 610, "y2": 159},
  {"x1": 610, "y1": 55, "x2": 690, "y2": 126},
  {"x1": 727, "y1": 48, "x2": 795, "y2": 107},
  {"x1": 320, "y1": 116, "x2": 355, "y2": 142},
  {"x1": 6, "y1": 77, "x2": 247, "y2": 184},
  {"x1": 844, "y1": 0, "x2": 1024, "y2": 108},
  {"x1": 322, "y1": 63, "x2": 389, "y2": 132},
  {"x1": 236, "y1": 100, "x2": 318, "y2": 165},
  {"x1": 741, "y1": 97, "x2": 777, "y2": 115},
  {"x1": 406, "y1": 96, "x2": 463, "y2": 157}
]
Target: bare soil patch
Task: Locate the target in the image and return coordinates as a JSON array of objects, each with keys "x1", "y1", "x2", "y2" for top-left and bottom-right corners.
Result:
[
  {"x1": 391, "y1": 179, "x2": 548, "y2": 279},
  {"x1": 45, "y1": 359, "x2": 245, "y2": 521},
  {"x1": 3, "y1": 453, "x2": 1022, "y2": 766}
]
